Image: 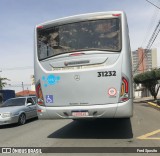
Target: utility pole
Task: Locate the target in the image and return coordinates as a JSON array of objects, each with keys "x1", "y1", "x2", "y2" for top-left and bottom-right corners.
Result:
[{"x1": 22, "y1": 82, "x2": 24, "y2": 96}]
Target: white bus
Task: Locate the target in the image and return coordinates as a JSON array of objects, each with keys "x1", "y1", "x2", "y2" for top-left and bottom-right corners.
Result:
[{"x1": 34, "y1": 11, "x2": 133, "y2": 119}]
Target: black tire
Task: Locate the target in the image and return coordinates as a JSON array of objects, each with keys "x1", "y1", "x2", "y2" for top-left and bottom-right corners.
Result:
[{"x1": 18, "y1": 113, "x2": 26, "y2": 125}]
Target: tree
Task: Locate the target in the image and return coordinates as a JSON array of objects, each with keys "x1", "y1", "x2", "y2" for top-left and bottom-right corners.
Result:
[
  {"x1": 0, "y1": 77, "x2": 10, "y2": 90},
  {"x1": 134, "y1": 69, "x2": 160, "y2": 100}
]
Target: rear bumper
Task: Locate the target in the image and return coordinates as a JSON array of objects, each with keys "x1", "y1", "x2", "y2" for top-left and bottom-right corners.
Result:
[{"x1": 37, "y1": 99, "x2": 133, "y2": 119}]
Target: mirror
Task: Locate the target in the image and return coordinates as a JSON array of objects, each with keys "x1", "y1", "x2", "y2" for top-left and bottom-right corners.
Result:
[{"x1": 27, "y1": 103, "x2": 32, "y2": 106}]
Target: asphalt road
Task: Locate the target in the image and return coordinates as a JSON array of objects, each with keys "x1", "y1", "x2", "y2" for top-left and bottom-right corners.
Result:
[{"x1": 0, "y1": 102, "x2": 160, "y2": 155}]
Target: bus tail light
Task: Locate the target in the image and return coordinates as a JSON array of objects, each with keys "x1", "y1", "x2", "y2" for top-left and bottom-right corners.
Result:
[
  {"x1": 69, "y1": 52, "x2": 85, "y2": 56},
  {"x1": 112, "y1": 14, "x2": 121, "y2": 17},
  {"x1": 36, "y1": 83, "x2": 45, "y2": 106},
  {"x1": 119, "y1": 76, "x2": 129, "y2": 102},
  {"x1": 37, "y1": 25, "x2": 43, "y2": 29}
]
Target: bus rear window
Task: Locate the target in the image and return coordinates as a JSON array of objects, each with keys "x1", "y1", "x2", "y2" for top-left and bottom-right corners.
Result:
[{"x1": 37, "y1": 18, "x2": 121, "y2": 60}]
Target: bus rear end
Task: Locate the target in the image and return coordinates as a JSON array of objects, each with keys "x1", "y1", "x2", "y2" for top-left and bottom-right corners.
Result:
[{"x1": 34, "y1": 11, "x2": 133, "y2": 119}]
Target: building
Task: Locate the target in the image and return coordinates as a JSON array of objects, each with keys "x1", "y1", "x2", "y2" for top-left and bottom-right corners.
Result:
[
  {"x1": 132, "y1": 48, "x2": 158, "y2": 98},
  {"x1": 16, "y1": 90, "x2": 36, "y2": 97},
  {"x1": 132, "y1": 48, "x2": 157, "y2": 74},
  {"x1": 151, "y1": 48, "x2": 157, "y2": 69}
]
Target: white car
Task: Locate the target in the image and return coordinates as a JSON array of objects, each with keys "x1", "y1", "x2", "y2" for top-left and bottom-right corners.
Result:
[{"x1": 0, "y1": 96, "x2": 37, "y2": 125}]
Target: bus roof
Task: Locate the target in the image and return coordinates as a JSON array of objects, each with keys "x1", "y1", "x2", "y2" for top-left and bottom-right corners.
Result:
[{"x1": 36, "y1": 11, "x2": 125, "y2": 29}]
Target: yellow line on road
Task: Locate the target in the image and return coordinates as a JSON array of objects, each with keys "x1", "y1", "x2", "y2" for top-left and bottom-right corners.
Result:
[
  {"x1": 137, "y1": 129, "x2": 160, "y2": 140},
  {"x1": 148, "y1": 102, "x2": 160, "y2": 108},
  {"x1": 138, "y1": 138, "x2": 160, "y2": 140}
]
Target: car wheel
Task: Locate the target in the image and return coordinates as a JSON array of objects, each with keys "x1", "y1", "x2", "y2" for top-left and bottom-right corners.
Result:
[{"x1": 18, "y1": 113, "x2": 26, "y2": 125}]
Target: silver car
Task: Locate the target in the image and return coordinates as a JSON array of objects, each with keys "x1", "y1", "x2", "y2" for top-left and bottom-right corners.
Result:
[{"x1": 0, "y1": 96, "x2": 37, "y2": 125}]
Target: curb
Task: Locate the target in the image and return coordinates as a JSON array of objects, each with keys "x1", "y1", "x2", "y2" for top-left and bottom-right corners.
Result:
[{"x1": 147, "y1": 102, "x2": 160, "y2": 110}]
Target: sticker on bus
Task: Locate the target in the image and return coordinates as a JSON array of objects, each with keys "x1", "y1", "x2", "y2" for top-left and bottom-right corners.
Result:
[
  {"x1": 97, "y1": 71, "x2": 116, "y2": 77},
  {"x1": 46, "y1": 95, "x2": 54, "y2": 103},
  {"x1": 42, "y1": 75, "x2": 60, "y2": 87},
  {"x1": 108, "y1": 88, "x2": 117, "y2": 96}
]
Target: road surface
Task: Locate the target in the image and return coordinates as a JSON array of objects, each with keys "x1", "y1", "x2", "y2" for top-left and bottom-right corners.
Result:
[{"x1": 0, "y1": 102, "x2": 160, "y2": 155}]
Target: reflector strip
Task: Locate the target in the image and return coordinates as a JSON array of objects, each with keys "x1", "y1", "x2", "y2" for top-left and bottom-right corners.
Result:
[
  {"x1": 120, "y1": 98, "x2": 129, "y2": 102},
  {"x1": 121, "y1": 83, "x2": 125, "y2": 96},
  {"x1": 37, "y1": 110, "x2": 43, "y2": 112}
]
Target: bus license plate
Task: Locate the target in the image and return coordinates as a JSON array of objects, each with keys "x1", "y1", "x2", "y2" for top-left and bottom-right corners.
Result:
[{"x1": 72, "y1": 111, "x2": 89, "y2": 117}]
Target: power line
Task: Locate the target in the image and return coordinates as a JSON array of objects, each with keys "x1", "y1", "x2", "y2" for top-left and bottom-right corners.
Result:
[
  {"x1": 146, "y1": 20, "x2": 160, "y2": 49},
  {"x1": 133, "y1": 20, "x2": 160, "y2": 74},
  {"x1": 133, "y1": 0, "x2": 160, "y2": 74},
  {"x1": 6, "y1": 84, "x2": 31, "y2": 87},
  {"x1": 152, "y1": 41, "x2": 160, "y2": 47},
  {"x1": 134, "y1": 0, "x2": 159, "y2": 73},
  {"x1": 141, "y1": 8, "x2": 159, "y2": 47},
  {"x1": 146, "y1": 0, "x2": 160, "y2": 10},
  {"x1": 0, "y1": 66, "x2": 33, "y2": 71},
  {"x1": 134, "y1": 1, "x2": 160, "y2": 74}
]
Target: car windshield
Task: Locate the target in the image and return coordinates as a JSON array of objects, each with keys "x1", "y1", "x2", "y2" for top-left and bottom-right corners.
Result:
[
  {"x1": 0, "y1": 98, "x2": 26, "y2": 107},
  {"x1": 37, "y1": 18, "x2": 121, "y2": 60}
]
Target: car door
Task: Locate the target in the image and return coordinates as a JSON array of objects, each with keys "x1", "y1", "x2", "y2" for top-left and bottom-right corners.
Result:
[
  {"x1": 26, "y1": 97, "x2": 36, "y2": 118},
  {"x1": 31, "y1": 97, "x2": 37, "y2": 117}
]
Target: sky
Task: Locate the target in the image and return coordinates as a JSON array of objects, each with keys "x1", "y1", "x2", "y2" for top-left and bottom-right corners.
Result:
[{"x1": 0, "y1": 0, "x2": 160, "y2": 92}]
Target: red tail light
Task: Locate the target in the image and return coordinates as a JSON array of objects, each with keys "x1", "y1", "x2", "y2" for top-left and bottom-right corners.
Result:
[
  {"x1": 120, "y1": 76, "x2": 129, "y2": 102},
  {"x1": 36, "y1": 83, "x2": 44, "y2": 106},
  {"x1": 37, "y1": 109, "x2": 43, "y2": 112},
  {"x1": 37, "y1": 25, "x2": 43, "y2": 29},
  {"x1": 112, "y1": 14, "x2": 121, "y2": 17},
  {"x1": 122, "y1": 77, "x2": 129, "y2": 93},
  {"x1": 69, "y1": 52, "x2": 85, "y2": 56}
]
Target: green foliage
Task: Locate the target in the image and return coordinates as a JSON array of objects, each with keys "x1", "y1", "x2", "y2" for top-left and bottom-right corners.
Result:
[
  {"x1": 134, "y1": 69, "x2": 160, "y2": 84},
  {"x1": 133, "y1": 69, "x2": 160, "y2": 100},
  {"x1": 155, "y1": 69, "x2": 160, "y2": 78},
  {"x1": 0, "y1": 77, "x2": 10, "y2": 90}
]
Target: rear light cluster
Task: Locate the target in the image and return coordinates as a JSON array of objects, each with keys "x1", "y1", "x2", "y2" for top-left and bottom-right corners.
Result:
[
  {"x1": 36, "y1": 83, "x2": 45, "y2": 106},
  {"x1": 120, "y1": 76, "x2": 129, "y2": 102},
  {"x1": 69, "y1": 52, "x2": 85, "y2": 56},
  {"x1": 37, "y1": 25, "x2": 43, "y2": 29},
  {"x1": 112, "y1": 14, "x2": 121, "y2": 17}
]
